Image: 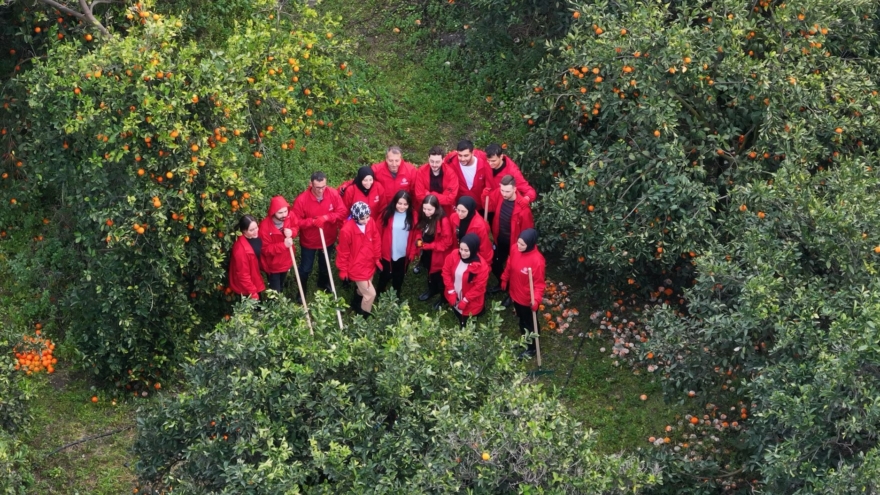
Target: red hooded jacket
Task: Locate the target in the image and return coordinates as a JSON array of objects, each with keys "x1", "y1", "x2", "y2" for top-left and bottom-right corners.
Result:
[
  {"x1": 341, "y1": 180, "x2": 386, "y2": 216},
  {"x1": 501, "y1": 247, "x2": 546, "y2": 311},
  {"x1": 481, "y1": 189, "x2": 535, "y2": 246},
  {"x1": 378, "y1": 209, "x2": 419, "y2": 262},
  {"x1": 258, "y1": 196, "x2": 299, "y2": 274},
  {"x1": 414, "y1": 162, "x2": 459, "y2": 215},
  {"x1": 229, "y1": 235, "x2": 264, "y2": 299},
  {"x1": 414, "y1": 215, "x2": 454, "y2": 274},
  {"x1": 449, "y1": 213, "x2": 493, "y2": 264},
  {"x1": 336, "y1": 218, "x2": 382, "y2": 281},
  {"x1": 484, "y1": 156, "x2": 537, "y2": 203},
  {"x1": 442, "y1": 251, "x2": 490, "y2": 316},
  {"x1": 292, "y1": 185, "x2": 347, "y2": 250},
  {"x1": 443, "y1": 150, "x2": 491, "y2": 210},
  {"x1": 372, "y1": 160, "x2": 417, "y2": 206}
]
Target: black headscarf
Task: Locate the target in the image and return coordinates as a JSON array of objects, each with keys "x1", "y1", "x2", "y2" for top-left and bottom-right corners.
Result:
[
  {"x1": 355, "y1": 166, "x2": 375, "y2": 196},
  {"x1": 460, "y1": 233, "x2": 480, "y2": 264},
  {"x1": 519, "y1": 228, "x2": 538, "y2": 252},
  {"x1": 456, "y1": 196, "x2": 477, "y2": 241}
]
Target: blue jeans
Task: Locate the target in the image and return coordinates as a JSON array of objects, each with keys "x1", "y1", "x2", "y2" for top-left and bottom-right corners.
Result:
[{"x1": 298, "y1": 244, "x2": 335, "y2": 290}]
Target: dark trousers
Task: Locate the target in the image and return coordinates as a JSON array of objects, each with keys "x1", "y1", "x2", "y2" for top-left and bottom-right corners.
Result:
[
  {"x1": 426, "y1": 271, "x2": 443, "y2": 296},
  {"x1": 454, "y1": 309, "x2": 470, "y2": 328},
  {"x1": 491, "y1": 241, "x2": 510, "y2": 284},
  {"x1": 298, "y1": 244, "x2": 335, "y2": 291},
  {"x1": 378, "y1": 257, "x2": 408, "y2": 295},
  {"x1": 513, "y1": 302, "x2": 537, "y2": 352},
  {"x1": 267, "y1": 272, "x2": 287, "y2": 293}
]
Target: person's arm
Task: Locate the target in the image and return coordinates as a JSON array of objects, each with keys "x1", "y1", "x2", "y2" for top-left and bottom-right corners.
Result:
[
  {"x1": 293, "y1": 196, "x2": 316, "y2": 228},
  {"x1": 331, "y1": 191, "x2": 348, "y2": 225},
  {"x1": 514, "y1": 171, "x2": 537, "y2": 203},
  {"x1": 441, "y1": 254, "x2": 457, "y2": 305},
  {"x1": 335, "y1": 225, "x2": 351, "y2": 280},
  {"x1": 500, "y1": 253, "x2": 513, "y2": 291},
  {"x1": 232, "y1": 243, "x2": 260, "y2": 298},
  {"x1": 441, "y1": 170, "x2": 459, "y2": 207},
  {"x1": 521, "y1": 204, "x2": 535, "y2": 231},
  {"x1": 461, "y1": 262, "x2": 490, "y2": 312},
  {"x1": 372, "y1": 222, "x2": 383, "y2": 268},
  {"x1": 414, "y1": 169, "x2": 428, "y2": 206},
  {"x1": 481, "y1": 187, "x2": 494, "y2": 214}
]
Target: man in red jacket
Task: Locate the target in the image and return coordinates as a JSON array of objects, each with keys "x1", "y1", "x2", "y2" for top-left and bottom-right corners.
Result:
[
  {"x1": 444, "y1": 139, "x2": 490, "y2": 211},
  {"x1": 482, "y1": 175, "x2": 535, "y2": 306},
  {"x1": 292, "y1": 171, "x2": 348, "y2": 295},
  {"x1": 372, "y1": 146, "x2": 417, "y2": 207},
  {"x1": 258, "y1": 196, "x2": 298, "y2": 293},
  {"x1": 414, "y1": 145, "x2": 459, "y2": 215},
  {"x1": 483, "y1": 143, "x2": 536, "y2": 203}
]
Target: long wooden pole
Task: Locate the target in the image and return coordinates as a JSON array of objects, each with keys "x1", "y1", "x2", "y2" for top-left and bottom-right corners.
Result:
[
  {"x1": 319, "y1": 227, "x2": 345, "y2": 330},
  {"x1": 528, "y1": 267, "x2": 542, "y2": 367},
  {"x1": 484, "y1": 195, "x2": 490, "y2": 221},
  {"x1": 289, "y1": 245, "x2": 313, "y2": 335}
]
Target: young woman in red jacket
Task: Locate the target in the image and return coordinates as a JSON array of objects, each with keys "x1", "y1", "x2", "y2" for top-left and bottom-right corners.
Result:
[
  {"x1": 229, "y1": 215, "x2": 265, "y2": 300},
  {"x1": 377, "y1": 190, "x2": 418, "y2": 296},
  {"x1": 449, "y1": 196, "x2": 493, "y2": 265},
  {"x1": 501, "y1": 228, "x2": 546, "y2": 359},
  {"x1": 342, "y1": 166, "x2": 386, "y2": 215},
  {"x1": 442, "y1": 233, "x2": 490, "y2": 327},
  {"x1": 336, "y1": 201, "x2": 382, "y2": 317},
  {"x1": 414, "y1": 194, "x2": 453, "y2": 309}
]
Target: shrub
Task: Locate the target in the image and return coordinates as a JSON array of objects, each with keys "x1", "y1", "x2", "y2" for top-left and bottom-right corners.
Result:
[{"x1": 134, "y1": 295, "x2": 656, "y2": 493}]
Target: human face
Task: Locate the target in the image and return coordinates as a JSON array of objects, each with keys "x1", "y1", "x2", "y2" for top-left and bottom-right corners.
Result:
[
  {"x1": 500, "y1": 183, "x2": 516, "y2": 201},
  {"x1": 428, "y1": 155, "x2": 443, "y2": 174},
  {"x1": 395, "y1": 197, "x2": 409, "y2": 213},
  {"x1": 273, "y1": 207, "x2": 288, "y2": 221},
  {"x1": 454, "y1": 204, "x2": 470, "y2": 220},
  {"x1": 487, "y1": 155, "x2": 503, "y2": 169},
  {"x1": 457, "y1": 149, "x2": 474, "y2": 167},
  {"x1": 244, "y1": 221, "x2": 259, "y2": 239},
  {"x1": 311, "y1": 179, "x2": 327, "y2": 199},
  {"x1": 517, "y1": 238, "x2": 528, "y2": 252},
  {"x1": 386, "y1": 152, "x2": 402, "y2": 173},
  {"x1": 361, "y1": 175, "x2": 374, "y2": 190},
  {"x1": 459, "y1": 242, "x2": 471, "y2": 259},
  {"x1": 357, "y1": 213, "x2": 370, "y2": 225},
  {"x1": 422, "y1": 202, "x2": 436, "y2": 218}
]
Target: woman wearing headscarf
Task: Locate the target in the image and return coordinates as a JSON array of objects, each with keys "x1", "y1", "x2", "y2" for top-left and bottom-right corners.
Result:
[
  {"x1": 442, "y1": 233, "x2": 490, "y2": 327},
  {"x1": 501, "y1": 228, "x2": 545, "y2": 359},
  {"x1": 448, "y1": 196, "x2": 492, "y2": 264},
  {"x1": 336, "y1": 201, "x2": 382, "y2": 317},
  {"x1": 342, "y1": 166, "x2": 386, "y2": 215},
  {"x1": 377, "y1": 190, "x2": 419, "y2": 296},
  {"x1": 414, "y1": 194, "x2": 453, "y2": 309},
  {"x1": 229, "y1": 214, "x2": 265, "y2": 300}
]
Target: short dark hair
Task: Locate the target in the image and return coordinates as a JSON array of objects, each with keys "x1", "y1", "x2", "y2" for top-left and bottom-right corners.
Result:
[
  {"x1": 310, "y1": 171, "x2": 327, "y2": 183},
  {"x1": 238, "y1": 214, "x2": 257, "y2": 233},
  {"x1": 456, "y1": 140, "x2": 474, "y2": 152},
  {"x1": 500, "y1": 174, "x2": 516, "y2": 187},
  {"x1": 428, "y1": 145, "x2": 445, "y2": 157},
  {"x1": 485, "y1": 143, "x2": 503, "y2": 158}
]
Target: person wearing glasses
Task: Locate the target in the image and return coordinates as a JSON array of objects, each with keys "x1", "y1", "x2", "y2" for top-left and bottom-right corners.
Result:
[{"x1": 292, "y1": 171, "x2": 347, "y2": 295}]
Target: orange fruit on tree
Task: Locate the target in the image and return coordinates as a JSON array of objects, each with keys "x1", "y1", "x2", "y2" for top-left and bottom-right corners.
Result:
[
  {"x1": 572, "y1": 11, "x2": 580, "y2": 19},
  {"x1": 91, "y1": 396, "x2": 98, "y2": 403},
  {"x1": 757, "y1": 211, "x2": 766, "y2": 219}
]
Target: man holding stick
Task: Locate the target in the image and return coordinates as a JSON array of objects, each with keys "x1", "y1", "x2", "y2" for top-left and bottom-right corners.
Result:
[
  {"x1": 483, "y1": 175, "x2": 535, "y2": 305},
  {"x1": 292, "y1": 171, "x2": 347, "y2": 296},
  {"x1": 258, "y1": 196, "x2": 298, "y2": 294}
]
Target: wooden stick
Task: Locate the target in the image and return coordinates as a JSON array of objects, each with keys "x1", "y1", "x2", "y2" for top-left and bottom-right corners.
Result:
[
  {"x1": 484, "y1": 195, "x2": 490, "y2": 221},
  {"x1": 528, "y1": 267, "x2": 542, "y2": 367},
  {"x1": 319, "y1": 227, "x2": 345, "y2": 330},
  {"x1": 289, "y1": 245, "x2": 313, "y2": 334}
]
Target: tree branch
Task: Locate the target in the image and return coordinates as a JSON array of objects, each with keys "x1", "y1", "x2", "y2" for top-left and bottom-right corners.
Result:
[{"x1": 34, "y1": 0, "x2": 111, "y2": 36}]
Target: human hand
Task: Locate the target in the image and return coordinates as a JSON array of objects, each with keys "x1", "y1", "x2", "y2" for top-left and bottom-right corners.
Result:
[
  {"x1": 283, "y1": 228, "x2": 293, "y2": 238},
  {"x1": 284, "y1": 237, "x2": 294, "y2": 248}
]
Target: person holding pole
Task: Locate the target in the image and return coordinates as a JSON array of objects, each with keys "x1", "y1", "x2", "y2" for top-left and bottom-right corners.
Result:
[
  {"x1": 258, "y1": 195, "x2": 298, "y2": 293},
  {"x1": 482, "y1": 174, "x2": 535, "y2": 305},
  {"x1": 336, "y1": 201, "x2": 382, "y2": 317},
  {"x1": 229, "y1": 214, "x2": 265, "y2": 300},
  {"x1": 414, "y1": 194, "x2": 453, "y2": 309},
  {"x1": 292, "y1": 171, "x2": 347, "y2": 295},
  {"x1": 501, "y1": 228, "x2": 545, "y2": 360},
  {"x1": 442, "y1": 233, "x2": 490, "y2": 328},
  {"x1": 449, "y1": 196, "x2": 493, "y2": 265},
  {"x1": 377, "y1": 190, "x2": 419, "y2": 296}
]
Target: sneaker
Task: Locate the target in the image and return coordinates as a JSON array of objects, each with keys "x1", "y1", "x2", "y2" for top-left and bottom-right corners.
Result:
[
  {"x1": 418, "y1": 290, "x2": 433, "y2": 301},
  {"x1": 432, "y1": 298, "x2": 444, "y2": 311},
  {"x1": 412, "y1": 265, "x2": 421, "y2": 274}
]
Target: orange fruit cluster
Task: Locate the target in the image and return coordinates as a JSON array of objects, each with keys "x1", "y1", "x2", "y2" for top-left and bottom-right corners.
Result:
[{"x1": 13, "y1": 327, "x2": 57, "y2": 374}]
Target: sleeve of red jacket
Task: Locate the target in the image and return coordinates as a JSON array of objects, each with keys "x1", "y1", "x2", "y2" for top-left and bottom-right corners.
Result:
[
  {"x1": 414, "y1": 170, "x2": 429, "y2": 205},
  {"x1": 335, "y1": 224, "x2": 351, "y2": 280},
  {"x1": 232, "y1": 243, "x2": 260, "y2": 297},
  {"x1": 406, "y1": 210, "x2": 419, "y2": 260},
  {"x1": 287, "y1": 215, "x2": 299, "y2": 239},
  {"x1": 441, "y1": 253, "x2": 457, "y2": 305},
  {"x1": 259, "y1": 224, "x2": 287, "y2": 259},
  {"x1": 462, "y1": 262, "x2": 490, "y2": 312},
  {"x1": 500, "y1": 252, "x2": 513, "y2": 291},
  {"x1": 293, "y1": 196, "x2": 315, "y2": 228},
  {"x1": 372, "y1": 221, "x2": 383, "y2": 268},
  {"x1": 331, "y1": 190, "x2": 348, "y2": 225},
  {"x1": 531, "y1": 256, "x2": 546, "y2": 311},
  {"x1": 522, "y1": 204, "x2": 535, "y2": 231},
  {"x1": 508, "y1": 163, "x2": 537, "y2": 202},
  {"x1": 441, "y1": 172, "x2": 459, "y2": 208}
]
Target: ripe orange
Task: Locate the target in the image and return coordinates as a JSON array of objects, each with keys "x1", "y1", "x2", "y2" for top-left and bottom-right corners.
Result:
[
  {"x1": 191, "y1": 144, "x2": 199, "y2": 152},
  {"x1": 481, "y1": 452, "x2": 490, "y2": 461},
  {"x1": 84, "y1": 33, "x2": 93, "y2": 42},
  {"x1": 874, "y1": 246, "x2": 880, "y2": 254},
  {"x1": 640, "y1": 394, "x2": 647, "y2": 401},
  {"x1": 757, "y1": 211, "x2": 766, "y2": 219},
  {"x1": 689, "y1": 416, "x2": 699, "y2": 425},
  {"x1": 653, "y1": 130, "x2": 660, "y2": 137},
  {"x1": 739, "y1": 204, "x2": 747, "y2": 212},
  {"x1": 572, "y1": 11, "x2": 580, "y2": 19},
  {"x1": 91, "y1": 396, "x2": 98, "y2": 403}
]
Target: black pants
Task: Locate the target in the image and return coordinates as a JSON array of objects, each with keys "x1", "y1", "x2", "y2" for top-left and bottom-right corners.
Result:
[
  {"x1": 298, "y1": 244, "x2": 335, "y2": 291},
  {"x1": 426, "y1": 271, "x2": 443, "y2": 296},
  {"x1": 378, "y1": 257, "x2": 408, "y2": 295},
  {"x1": 267, "y1": 272, "x2": 287, "y2": 293},
  {"x1": 454, "y1": 309, "x2": 470, "y2": 328},
  {"x1": 513, "y1": 301, "x2": 537, "y2": 352},
  {"x1": 491, "y1": 241, "x2": 510, "y2": 284}
]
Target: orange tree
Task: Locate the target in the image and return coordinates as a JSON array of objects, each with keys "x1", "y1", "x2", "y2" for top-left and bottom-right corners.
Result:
[{"x1": 1, "y1": 0, "x2": 357, "y2": 387}]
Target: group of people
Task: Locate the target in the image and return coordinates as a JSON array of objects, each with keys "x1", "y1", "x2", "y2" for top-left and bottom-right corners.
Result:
[{"x1": 228, "y1": 141, "x2": 547, "y2": 357}]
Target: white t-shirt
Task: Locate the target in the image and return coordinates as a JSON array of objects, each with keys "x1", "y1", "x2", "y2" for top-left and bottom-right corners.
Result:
[
  {"x1": 459, "y1": 158, "x2": 477, "y2": 189},
  {"x1": 357, "y1": 222, "x2": 366, "y2": 233},
  {"x1": 453, "y1": 260, "x2": 468, "y2": 313}
]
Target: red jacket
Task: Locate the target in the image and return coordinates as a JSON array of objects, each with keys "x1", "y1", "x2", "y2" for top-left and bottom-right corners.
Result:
[
  {"x1": 414, "y1": 216, "x2": 454, "y2": 273},
  {"x1": 481, "y1": 189, "x2": 535, "y2": 246},
  {"x1": 258, "y1": 196, "x2": 299, "y2": 274},
  {"x1": 341, "y1": 180, "x2": 386, "y2": 216},
  {"x1": 484, "y1": 156, "x2": 537, "y2": 203},
  {"x1": 292, "y1": 186, "x2": 347, "y2": 249},
  {"x1": 372, "y1": 160, "x2": 417, "y2": 207},
  {"x1": 229, "y1": 235, "x2": 264, "y2": 299},
  {"x1": 443, "y1": 150, "x2": 491, "y2": 210},
  {"x1": 501, "y1": 248, "x2": 546, "y2": 311},
  {"x1": 449, "y1": 213, "x2": 493, "y2": 264},
  {"x1": 442, "y1": 252, "x2": 490, "y2": 316},
  {"x1": 336, "y1": 218, "x2": 382, "y2": 281},
  {"x1": 378, "y1": 210, "x2": 419, "y2": 262},
  {"x1": 414, "y1": 162, "x2": 459, "y2": 215}
]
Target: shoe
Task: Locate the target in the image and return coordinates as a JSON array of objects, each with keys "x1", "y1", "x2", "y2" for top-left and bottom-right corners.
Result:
[
  {"x1": 418, "y1": 290, "x2": 433, "y2": 301},
  {"x1": 501, "y1": 296, "x2": 512, "y2": 307},
  {"x1": 518, "y1": 349, "x2": 536, "y2": 360},
  {"x1": 488, "y1": 285, "x2": 503, "y2": 294},
  {"x1": 413, "y1": 265, "x2": 421, "y2": 274},
  {"x1": 317, "y1": 284, "x2": 333, "y2": 294},
  {"x1": 432, "y1": 298, "x2": 444, "y2": 311}
]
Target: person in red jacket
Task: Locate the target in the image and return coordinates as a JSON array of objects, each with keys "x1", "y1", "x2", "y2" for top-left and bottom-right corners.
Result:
[
  {"x1": 483, "y1": 143, "x2": 537, "y2": 203},
  {"x1": 449, "y1": 196, "x2": 493, "y2": 265},
  {"x1": 482, "y1": 175, "x2": 535, "y2": 305},
  {"x1": 414, "y1": 194, "x2": 453, "y2": 309},
  {"x1": 336, "y1": 201, "x2": 382, "y2": 317},
  {"x1": 501, "y1": 228, "x2": 545, "y2": 359},
  {"x1": 292, "y1": 171, "x2": 347, "y2": 294},
  {"x1": 443, "y1": 140, "x2": 490, "y2": 211},
  {"x1": 258, "y1": 195, "x2": 298, "y2": 293},
  {"x1": 377, "y1": 190, "x2": 418, "y2": 296},
  {"x1": 414, "y1": 145, "x2": 459, "y2": 217},
  {"x1": 442, "y1": 233, "x2": 490, "y2": 327},
  {"x1": 372, "y1": 146, "x2": 417, "y2": 207},
  {"x1": 229, "y1": 215, "x2": 265, "y2": 300},
  {"x1": 342, "y1": 166, "x2": 386, "y2": 215}
]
